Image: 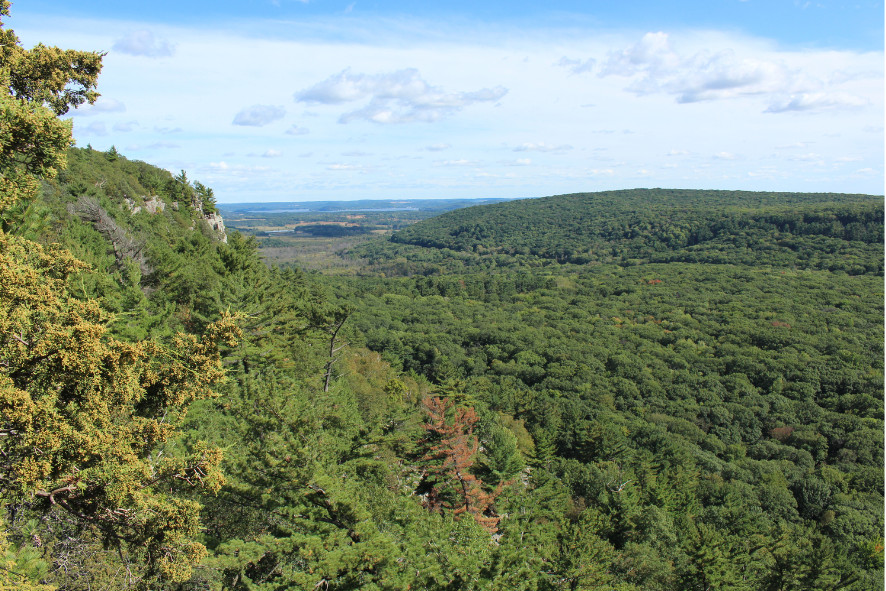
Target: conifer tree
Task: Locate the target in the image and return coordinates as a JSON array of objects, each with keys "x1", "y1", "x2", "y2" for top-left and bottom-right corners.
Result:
[
  {"x1": 418, "y1": 396, "x2": 502, "y2": 531},
  {"x1": 0, "y1": 3, "x2": 240, "y2": 586}
]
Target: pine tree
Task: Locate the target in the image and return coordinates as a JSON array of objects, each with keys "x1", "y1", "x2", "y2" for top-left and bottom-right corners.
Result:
[{"x1": 418, "y1": 396, "x2": 503, "y2": 532}]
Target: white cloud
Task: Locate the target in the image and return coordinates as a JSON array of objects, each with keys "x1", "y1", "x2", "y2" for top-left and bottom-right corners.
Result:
[
  {"x1": 713, "y1": 151, "x2": 737, "y2": 160},
  {"x1": 233, "y1": 105, "x2": 286, "y2": 126},
  {"x1": 600, "y1": 31, "x2": 874, "y2": 113},
  {"x1": 671, "y1": 52, "x2": 791, "y2": 103},
  {"x1": 113, "y1": 30, "x2": 175, "y2": 57},
  {"x1": 434, "y1": 159, "x2": 477, "y2": 166},
  {"x1": 295, "y1": 68, "x2": 507, "y2": 124},
  {"x1": 263, "y1": 149, "x2": 283, "y2": 157},
  {"x1": 425, "y1": 143, "x2": 451, "y2": 151},
  {"x1": 513, "y1": 142, "x2": 573, "y2": 153},
  {"x1": 285, "y1": 124, "x2": 310, "y2": 135},
  {"x1": 600, "y1": 32, "x2": 681, "y2": 77},
  {"x1": 602, "y1": 33, "x2": 791, "y2": 103},
  {"x1": 68, "y1": 98, "x2": 126, "y2": 117},
  {"x1": 765, "y1": 92, "x2": 868, "y2": 113}
]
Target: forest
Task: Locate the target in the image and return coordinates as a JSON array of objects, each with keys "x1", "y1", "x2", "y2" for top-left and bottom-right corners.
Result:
[{"x1": 1, "y1": 5, "x2": 883, "y2": 590}]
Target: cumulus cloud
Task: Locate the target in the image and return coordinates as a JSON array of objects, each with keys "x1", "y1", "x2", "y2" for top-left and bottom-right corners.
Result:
[
  {"x1": 602, "y1": 32, "x2": 792, "y2": 101},
  {"x1": 599, "y1": 31, "x2": 871, "y2": 113},
  {"x1": 285, "y1": 124, "x2": 310, "y2": 135},
  {"x1": 233, "y1": 105, "x2": 286, "y2": 126},
  {"x1": 295, "y1": 68, "x2": 507, "y2": 124},
  {"x1": 600, "y1": 32, "x2": 681, "y2": 78},
  {"x1": 113, "y1": 30, "x2": 175, "y2": 57},
  {"x1": 513, "y1": 142, "x2": 573, "y2": 153},
  {"x1": 263, "y1": 149, "x2": 283, "y2": 157}
]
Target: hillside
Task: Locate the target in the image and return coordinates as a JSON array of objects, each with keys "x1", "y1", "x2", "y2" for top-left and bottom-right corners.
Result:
[
  {"x1": 334, "y1": 188, "x2": 885, "y2": 591},
  {"x1": 388, "y1": 189, "x2": 883, "y2": 274},
  {"x1": 2, "y1": 138, "x2": 882, "y2": 590},
  {"x1": 3, "y1": 9, "x2": 883, "y2": 591}
]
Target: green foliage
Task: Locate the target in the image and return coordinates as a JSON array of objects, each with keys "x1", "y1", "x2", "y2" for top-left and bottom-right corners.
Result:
[
  {"x1": 387, "y1": 189, "x2": 882, "y2": 273},
  {"x1": 0, "y1": 15, "x2": 881, "y2": 585}
]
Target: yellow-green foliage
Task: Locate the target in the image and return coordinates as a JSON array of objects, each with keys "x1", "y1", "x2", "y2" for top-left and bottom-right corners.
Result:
[
  {"x1": 0, "y1": 231, "x2": 239, "y2": 580},
  {"x1": 0, "y1": 1, "x2": 240, "y2": 584}
]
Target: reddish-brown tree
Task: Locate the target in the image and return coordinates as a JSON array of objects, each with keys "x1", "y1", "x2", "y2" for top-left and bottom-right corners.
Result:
[{"x1": 418, "y1": 396, "x2": 501, "y2": 532}]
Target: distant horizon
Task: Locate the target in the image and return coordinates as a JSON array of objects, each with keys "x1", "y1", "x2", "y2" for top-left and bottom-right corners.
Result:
[
  {"x1": 217, "y1": 196, "x2": 522, "y2": 206},
  {"x1": 215, "y1": 188, "x2": 885, "y2": 207}
]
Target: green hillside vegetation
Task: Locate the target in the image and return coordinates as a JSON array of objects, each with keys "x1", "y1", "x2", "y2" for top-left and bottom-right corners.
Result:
[
  {"x1": 1, "y1": 6, "x2": 883, "y2": 591},
  {"x1": 335, "y1": 189, "x2": 885, "y2": 589},
  {"x1": 385, "y1": 189, "x2": 883, "y2": 274}
]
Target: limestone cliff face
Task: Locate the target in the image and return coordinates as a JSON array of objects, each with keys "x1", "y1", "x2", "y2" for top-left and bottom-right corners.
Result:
[
  {"x1": 124, "y1": 195, "x2": 165, "y2": 215},
  {"x1": 123, "y1": 193, "x2": 227, "y2": 243},
  {"x1": 203, "y1": 212, "x2": 227, "y2": 243}
]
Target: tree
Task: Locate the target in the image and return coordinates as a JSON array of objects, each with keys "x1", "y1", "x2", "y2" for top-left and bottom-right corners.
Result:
[
  {"x1": 418, "y1": 396, "x2": 503, "y2": 531},
  {"x1": 0, "y1": 3, "x2": 239, "y2": 586}
]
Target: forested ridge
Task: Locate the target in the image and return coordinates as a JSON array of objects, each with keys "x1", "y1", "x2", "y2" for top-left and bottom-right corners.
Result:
[
  {"x1": 1, "y1": 6, "x2": 884, "y2": 590},
  {"x1": 388, "y1": 189, "x2": 883, "y2": 272}
]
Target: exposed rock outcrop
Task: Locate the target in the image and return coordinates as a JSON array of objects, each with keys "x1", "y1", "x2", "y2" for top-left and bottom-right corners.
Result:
[
  {"x1": 124, "y1": 195, "x2": 166, "y2": 215},
  {"x1": 204, "y1": 212, "x2": 227, "y2": 243}
]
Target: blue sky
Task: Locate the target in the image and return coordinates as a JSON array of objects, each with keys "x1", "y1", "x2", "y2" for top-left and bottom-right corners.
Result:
[{"x1": 8, "y1": 1, "x2": 884, "y2": 202}]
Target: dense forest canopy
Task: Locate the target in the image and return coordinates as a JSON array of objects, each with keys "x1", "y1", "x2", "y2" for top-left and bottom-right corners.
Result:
[
  {"x1": 389, "y1": 189, "x2": 883, "y2": 271},
  {"x1": 0, "y1": 4, "x2": 883, "y2": 590}
]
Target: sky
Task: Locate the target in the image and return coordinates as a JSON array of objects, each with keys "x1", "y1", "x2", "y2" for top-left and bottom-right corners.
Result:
[{"x1": 8, "y1": 1, "x2": 884, "y2": 202}]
